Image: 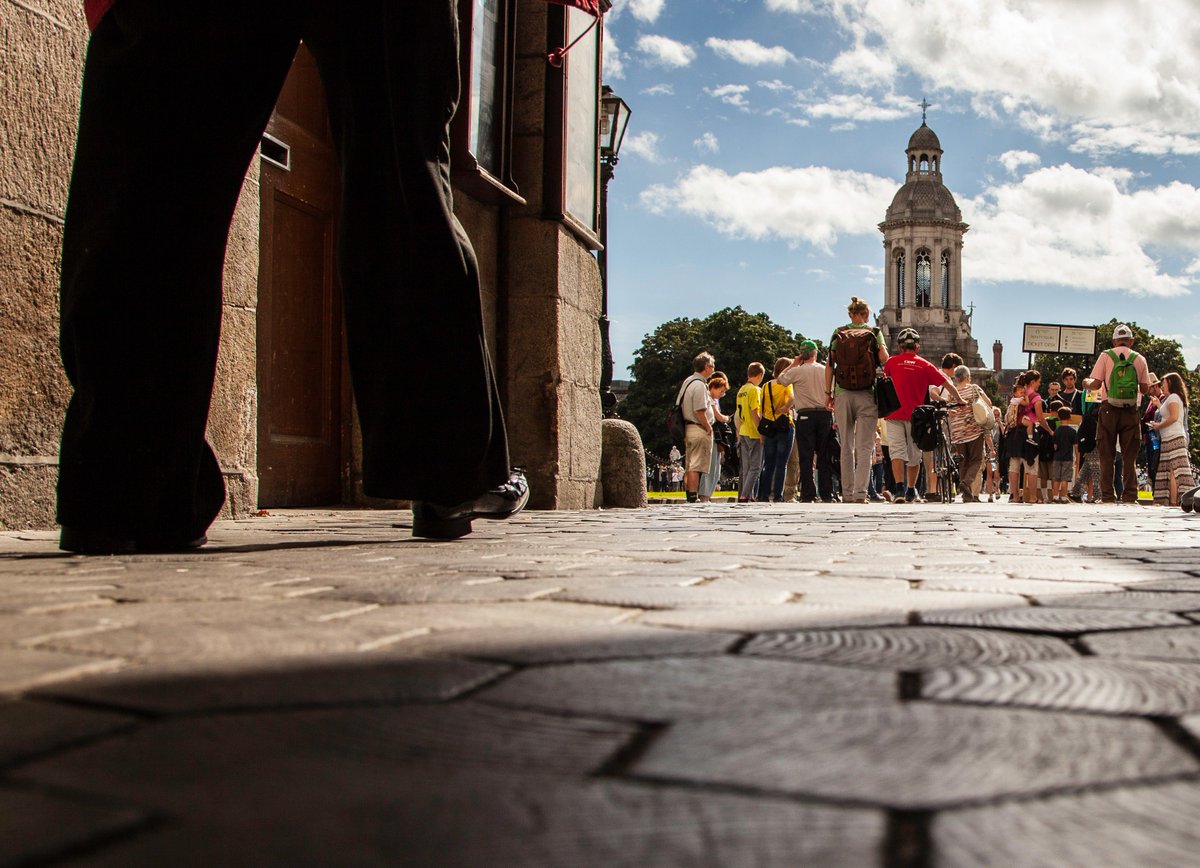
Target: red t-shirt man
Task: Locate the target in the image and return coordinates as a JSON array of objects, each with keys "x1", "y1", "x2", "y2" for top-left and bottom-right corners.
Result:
[{"x1": 883, "y1": 351, "x2": 950, "y2": 421}]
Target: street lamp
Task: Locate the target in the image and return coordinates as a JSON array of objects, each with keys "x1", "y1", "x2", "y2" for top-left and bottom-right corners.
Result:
[{"x1": 597, "y1": 84, "x2": 631, "y2": 418}]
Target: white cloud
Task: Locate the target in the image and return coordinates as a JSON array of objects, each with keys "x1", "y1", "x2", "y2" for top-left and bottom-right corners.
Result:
[
  {"x1": 603, "y1": 30, "x2": 625, "y2": 79},
  {"x1": 806, "y1": 92, "x2": 908, "y2": 122},
  {"x1": 962, "y1": 165, "x2": 1200, "y2": 297},
  {"x1": 628, "y1": 0, "x2": 665, "y2": 23},
  {"x1": 641, "y1": 83, "x2": 675, "y2": 96},
  {"x1": 694, "y1": 132, "x2": 720, "y2": 153},
  {"x1": 765, "y1": 0, "x2": 817, "y2": 11},
  {"x1": 705, "y1": 83, "x2": 751, "y2": 108},
  {"x1": 706, "y1": 37, "x2": 796, "y2": 66},
  {"x1": 757, "y1": 79, "x2": 794, "y2": 93},
  {"x1": 624, "y1": 131, "x2": 667, "y2": 163},
  {"x1": 636, "y1": 34, "x2": 696, "y2": 67},
  {"x1": 997, "y1": 150, "x2": 1040, "y2": 176},
  {"x1": 640, "y1": 164, "x2": 898, "y2": 252},
  {"x1": 818, "y1": 0, "x2": 1200, "y2": 155}
]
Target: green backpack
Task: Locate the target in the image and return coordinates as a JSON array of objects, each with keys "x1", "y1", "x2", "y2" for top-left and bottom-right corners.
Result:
[{"x1": 1105, "y1": 349, "x2": 1140, "y2": 401}]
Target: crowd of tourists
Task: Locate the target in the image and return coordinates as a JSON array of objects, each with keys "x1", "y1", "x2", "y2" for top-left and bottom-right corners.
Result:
[{"x1": 673, "y1": 300, "x2": 1197, "y2": 508}]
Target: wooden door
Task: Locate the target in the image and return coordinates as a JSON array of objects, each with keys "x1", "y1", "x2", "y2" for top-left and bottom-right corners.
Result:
[{"x1": 256, "y1": 46, "x2": 344, "y2": 506}]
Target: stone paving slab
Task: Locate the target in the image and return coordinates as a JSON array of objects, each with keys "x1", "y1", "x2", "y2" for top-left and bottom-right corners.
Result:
[
  {"x1": 1080, "y1": 626, "x2": 1200, "y2": 662},
  {"x1": 0, "y1": 784, "x2": 148, "y2": 866},
  {"x1": 1034, "y1": 591, "x2": 1200, "y2": 611},
  {"x1": 922, "y1": 658, "x2": 1200, "y2": 715},
  {"x1": 932, "y1": 780, "x2": 1200, "y2": 867},
  {"x1": 388, "y1": 622, "x2": 739, "y2": 664},
  {"x1": 637, "y1": 603, "x2": 911, "y2": 632},
  {"x1": 921, "y1": 606, "x2": 1192, "y2": 633},
  {"x1": 742, "y1": 626, "x2": 1075, "y2": 669},
  {"x1": 65, "y1": 771, "x2": 886, "y2": 868},
  {"x1": 0, "y1": 699, "x2": 135, "y2": 766},
  {"x1": 30, "y1": 656, "x2": 507, "y2": 715},
  {"x1": 14, "y1": 701, "x2": 636, "y2": 792},
  {"x1": 0, "y1": 647, "x2": 125, "y2": 694},
  {"x1": 478, "y1": 656, "x2": 899, "y2": 720},
  {"x1": 630, "y1": 703, "x2": 1196, "y2": 809}
]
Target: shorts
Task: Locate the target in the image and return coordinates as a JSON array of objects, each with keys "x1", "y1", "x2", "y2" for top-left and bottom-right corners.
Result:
[
  {"x1": 885, "y1": 419, "x2": 921, "y2": 467},
  {"x1": 684, "y1": 424, "x2": 713, "y2": 473},
  {"x1": 1008, "y1": 456, "x2": 1038, "y2": 476},
  {"x1": 1050, "y1": 459, "x2": 1073, "y2": 482}
]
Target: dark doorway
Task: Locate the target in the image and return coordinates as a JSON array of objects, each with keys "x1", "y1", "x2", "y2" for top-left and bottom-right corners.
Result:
[{"x1": 256, "y1": 45, "x2": 344, "y2": 506}]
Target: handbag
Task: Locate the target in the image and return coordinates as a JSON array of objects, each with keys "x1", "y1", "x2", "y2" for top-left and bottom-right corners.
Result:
[
  {"x1": 756, "y1": 380, "x2": 791, "y2": 438},
  {"x1": 972, "y1": 390, "x2": 996, "y2": 430},
  {"x1": 874, "y1": 375, "x2": 902, "y2": 418}
]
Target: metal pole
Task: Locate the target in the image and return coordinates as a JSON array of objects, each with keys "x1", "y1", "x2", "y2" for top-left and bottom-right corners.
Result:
[{"x1": 598, "y1": 158, "x2": 617, "y2": 418}]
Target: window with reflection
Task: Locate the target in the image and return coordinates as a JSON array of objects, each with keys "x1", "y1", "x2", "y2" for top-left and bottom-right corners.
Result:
[
  {"x1": 916, "y1": 250, "x2": 932, "y2": 307},
  {"x1": 941, "y1": 250, "x2": 950, "y2": 308},
  {"x1": 563, "y1": 7, "x2": 600, "y2": 232},
  {"x1": 468, "y1": 0, "x2": 502, "y2": 174},
  {"x1": 451, "y1": 0, "x2": 521, "y2": 204}
]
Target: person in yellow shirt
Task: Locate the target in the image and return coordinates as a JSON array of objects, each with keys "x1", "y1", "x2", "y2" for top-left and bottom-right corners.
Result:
[
  {"x1": 735, "y1": 362, "x2": 765, "y2": 502},
  {"x1": 757, "y1": 358, "x2": 796, "y2": 502}
]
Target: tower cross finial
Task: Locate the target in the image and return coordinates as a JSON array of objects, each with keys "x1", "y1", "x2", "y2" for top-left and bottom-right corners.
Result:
[{"x1": 919, "y1": 98, "x2": 931, "y2": 124}]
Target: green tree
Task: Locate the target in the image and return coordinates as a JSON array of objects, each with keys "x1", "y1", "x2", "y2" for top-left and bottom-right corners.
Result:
[{"x1": 621, "y1": 306, "x2": 819, "y2": 459}]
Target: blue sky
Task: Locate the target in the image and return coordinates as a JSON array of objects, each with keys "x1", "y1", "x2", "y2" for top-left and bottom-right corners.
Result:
[{"x1": 599, "y1": 0, "x2": 1200, "y2": 378}]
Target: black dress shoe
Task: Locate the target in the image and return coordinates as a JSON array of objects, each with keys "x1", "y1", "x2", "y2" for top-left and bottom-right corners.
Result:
[
  {"x1": 410, "y1": 470, "x2": 530, "y2": 540},
  {"x1": 59, "y1": 526, "x2": 208, "y2": 555}
]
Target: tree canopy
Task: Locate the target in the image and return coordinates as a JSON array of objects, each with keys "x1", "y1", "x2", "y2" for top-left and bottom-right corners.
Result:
[{"x1": 620, "y1": 306, "x2": 822, "y2": 460}]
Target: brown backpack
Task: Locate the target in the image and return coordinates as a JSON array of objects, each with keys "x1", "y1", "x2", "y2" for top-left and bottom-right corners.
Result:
[{"x1": 832, "y1": 327, "x2": 879, "y2": 391}]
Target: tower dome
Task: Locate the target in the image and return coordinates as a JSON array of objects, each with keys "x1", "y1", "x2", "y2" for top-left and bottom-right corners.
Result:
[{"x1": 907, "y1": 121, "x2": 941, "y2": 152}]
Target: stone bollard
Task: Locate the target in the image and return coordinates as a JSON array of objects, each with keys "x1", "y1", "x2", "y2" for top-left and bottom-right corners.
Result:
[{"x1": 600, "y1": 419, "x2": 648, "y2": 509}]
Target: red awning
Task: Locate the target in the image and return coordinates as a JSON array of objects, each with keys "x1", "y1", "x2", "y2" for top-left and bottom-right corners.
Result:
[{"x1": 541, "y1": 0, "x2": 605, "y2": 16}]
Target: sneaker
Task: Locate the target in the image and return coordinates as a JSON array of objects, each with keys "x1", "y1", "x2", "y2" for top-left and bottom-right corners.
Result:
[
  {"x1": 905, "y1": 487, "x2": 919, "y2": 504},
  {"x1": 881, "y1": 490, "x2": 894, "y2": 502},
  {"x1": 410, "y1": 470, "x2": 530, "y2": 539},
  {"x1": 868, "y1": 494, "x2": 885, "y2": 502},
  {"x1": 1182, "y1": 485, "x2": 1200, "y2": 513}
]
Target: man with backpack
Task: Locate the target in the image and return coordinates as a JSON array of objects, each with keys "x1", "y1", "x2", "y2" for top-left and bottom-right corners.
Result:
[
  {"x1": 824, "y1": 297, "x2": 889, "y2": 504},
  {"x1": 674, "y1": 353, "x2": 717, "y2": 503},
  {"x1": 881, "y1": 328, "x2": 963, "y2": 503},
  {"x1": 1083, "y1": 324, "x2": 1152, "y2": 504}
]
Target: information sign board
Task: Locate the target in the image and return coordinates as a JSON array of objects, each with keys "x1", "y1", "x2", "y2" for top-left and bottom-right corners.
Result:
[
  {"x1": 1022, "y1": 322, "x2": 1098, "y2": 356},
  {"x1": 1022, "y1": 323, "x2": 1061, "y2": 354}
]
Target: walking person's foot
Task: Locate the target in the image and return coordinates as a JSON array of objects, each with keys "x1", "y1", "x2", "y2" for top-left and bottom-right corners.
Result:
[{"x1": 409, "y1": 469, "x2": 530, "y2": 540}]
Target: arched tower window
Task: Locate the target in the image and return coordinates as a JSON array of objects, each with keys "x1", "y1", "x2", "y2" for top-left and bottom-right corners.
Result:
[
  {"x1": 896, "y1": 250, "x2": 906, "y2": 306},
  {"x1": 919, "y1": 155, "x2": 930, "y2": 173},
  {"x1": 915, "y1": 250, "x2": 931, "y2": 307},
  {"x1": 940, "y1": 250, "x2": 950, "y2": 307}
]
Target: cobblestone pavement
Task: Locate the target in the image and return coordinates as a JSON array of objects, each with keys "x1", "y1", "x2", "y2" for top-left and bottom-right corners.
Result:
[{"x1": 3, "y1": 503, "x2": 1200, "y2": 866}]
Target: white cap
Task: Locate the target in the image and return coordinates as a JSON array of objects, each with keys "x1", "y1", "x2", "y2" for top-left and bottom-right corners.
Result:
[{"x1": 1113, "y1": 324, "x2": 1133, "y2": 340}]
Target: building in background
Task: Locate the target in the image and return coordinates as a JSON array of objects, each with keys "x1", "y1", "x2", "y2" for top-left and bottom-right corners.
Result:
[
  {"x1": 876, "y1": 115, "x2": 983, "y2": 368},
  {"x1": 1, "y1": 1, "x2": 613, "y2": 528}
]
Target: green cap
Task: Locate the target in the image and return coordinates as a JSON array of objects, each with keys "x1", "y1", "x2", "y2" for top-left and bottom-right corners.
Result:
[{"x1": 799, "y1": 339, "x2": 818, "y2": 353}]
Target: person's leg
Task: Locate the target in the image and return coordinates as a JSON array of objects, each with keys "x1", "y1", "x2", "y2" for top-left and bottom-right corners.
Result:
[
  {"x1": 303, "y1": 2, "x2": 507, "y2": 504},
  {"x1": 772, "y1": 428, "x2": 795, "y2": 502},
  {"x1": 814, "y1": 412, "x2": 834, "y2": 500},
  {"x1": 57, "y1": 2, "x2": 302, "y2": 548},
  {"x1": 963, "y1": 437, "x2": 984, "y2": 500},
  {"x1": 834, "y1": 395, "x2": 856, "y2": 501},
  {"x1": 850, "y1": 394, "x2": 877, "y2": 502},
  {"x1": 698, "y1": 440, "x2": 720, "y2": 500},
  {"x1": 742, "y1": 436, "x2": 763, "y2": 501},
  {"x1": 782, "y1": 428, "x2": 802, "y2": 503},
  {"x1": 757, "y1": 435, "x2": 778, "y2": 502},
  {"x1": 1118, "y1": 412, "x2": 1141, "y2": 502},
  {"x1": 793, "y1": 416, "x2": 816, "y2": 501},
  {"x1": 1096, "y1": 405, "x2": 1118, "y2": 502}
]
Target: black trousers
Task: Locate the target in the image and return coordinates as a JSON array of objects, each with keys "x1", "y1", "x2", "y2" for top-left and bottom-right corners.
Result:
[
  {"x1": 793, "y1": 409, "x2": 833, "y2": 501},
  {"x1": 58, "y1": 0, "x2": 508, "y2": 539}
]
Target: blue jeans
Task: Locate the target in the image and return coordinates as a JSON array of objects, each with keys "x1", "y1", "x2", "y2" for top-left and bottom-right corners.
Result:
[
  {"x1": 867, "y1": 461, "x2": 885, "y2": 497},
  {"x1": 758, "y1": 427, "x2": 795, "y2": 502}
]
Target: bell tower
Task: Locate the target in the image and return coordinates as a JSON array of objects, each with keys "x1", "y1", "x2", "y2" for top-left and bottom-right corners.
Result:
[{"x1": 876, "y1": 104, "x2": 982, "y2": 367}]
